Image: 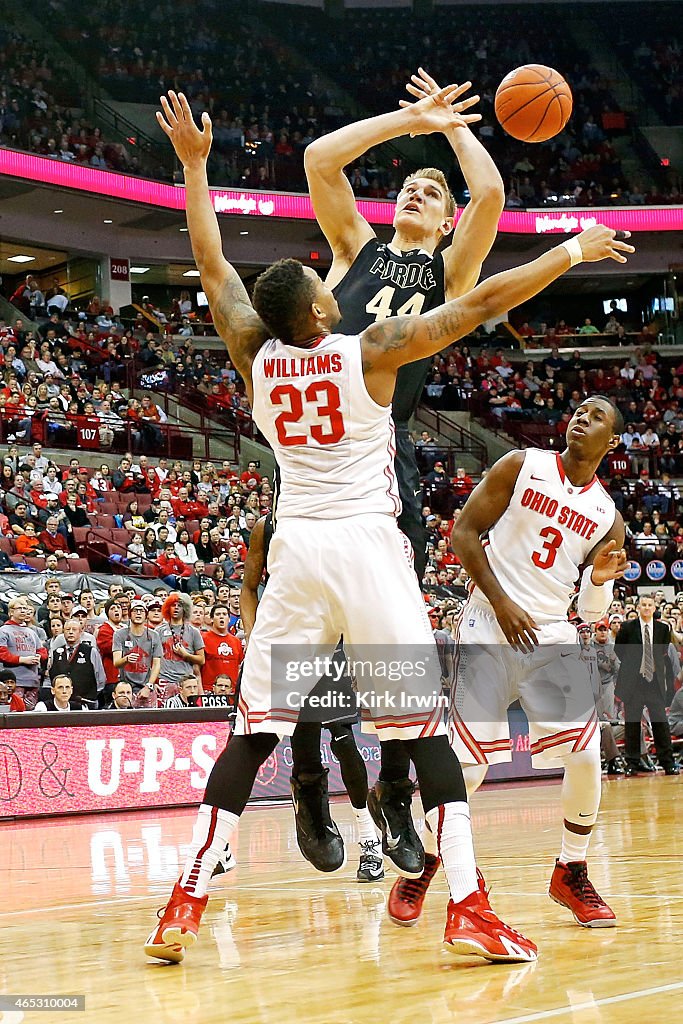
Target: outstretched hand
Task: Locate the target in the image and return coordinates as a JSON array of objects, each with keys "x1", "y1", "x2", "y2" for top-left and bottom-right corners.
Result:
[
  {"x1": 399, "y1": 67, "x2": 481, "y2": 136},
  {"x1": 590, "y1": 539, "x2": 630, "y2": 585},
  {"x1": 156, "y1": 91, "x2": 213, "y2": 168},
  {"x1": 577, "y1": 225, "x2": 635, "y2": 264}
]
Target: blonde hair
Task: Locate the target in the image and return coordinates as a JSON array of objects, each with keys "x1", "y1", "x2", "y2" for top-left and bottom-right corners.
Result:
[{"x1": 402, "y1": 167, "x2": 456, "y2": 218}]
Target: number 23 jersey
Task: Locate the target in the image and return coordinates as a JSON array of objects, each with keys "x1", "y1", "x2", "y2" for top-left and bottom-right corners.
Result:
[
  {"x1": 251, "y1": 333, "x2": 400, "y2": 520},
  {"x1": 478, "y1": 449, "x2": 616, "y2": 624}
]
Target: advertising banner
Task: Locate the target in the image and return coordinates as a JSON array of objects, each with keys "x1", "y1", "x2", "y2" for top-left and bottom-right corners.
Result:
[{"x1": 0, "y1": 708, "x2": 556, "y2": 820}]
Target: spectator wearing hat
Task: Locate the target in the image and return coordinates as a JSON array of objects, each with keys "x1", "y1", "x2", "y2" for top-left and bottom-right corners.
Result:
[
  {"x1": 425, "y1": 461, "x2": 449, "y2": 489},
  {"x1": 112, "y1": 599, "x2": 162, "y2": 709},
  {"x1": 592, "y1": 619, "x2": 620, "y2": 719}
]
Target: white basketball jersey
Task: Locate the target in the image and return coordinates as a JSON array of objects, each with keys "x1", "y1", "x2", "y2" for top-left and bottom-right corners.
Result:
[
  {"x1": 476, "y1": 449, "x2": 616, "y2": 624},
  {"x1": 251, "y1": 333, "x2": 401, "y2": 520}
]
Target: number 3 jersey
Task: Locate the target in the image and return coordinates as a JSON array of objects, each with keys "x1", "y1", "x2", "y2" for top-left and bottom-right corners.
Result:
[
  {"x1": 477, "y1": 449, "x2": 616, "y2": 624},
  {"x1": 333, "y1": 239, "x2": 446, "y2": 424},
  {"x1": 251, "y1": 333, "x2": 400, "y2": 520}
]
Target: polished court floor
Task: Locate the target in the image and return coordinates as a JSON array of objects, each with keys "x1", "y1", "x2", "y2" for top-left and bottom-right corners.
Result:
[{"x1": 3, "y1": 776, "x2": 683, "y2": 1024}]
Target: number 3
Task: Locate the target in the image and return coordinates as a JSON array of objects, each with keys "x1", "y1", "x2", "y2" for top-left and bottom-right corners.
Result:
[{"x1": 532, "y1": 526, "x2": 563, "y2": 570}]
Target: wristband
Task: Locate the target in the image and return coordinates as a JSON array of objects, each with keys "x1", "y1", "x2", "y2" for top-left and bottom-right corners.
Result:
[{"x1": 561, "y1": 236, "x2": 583, "y2": 268}]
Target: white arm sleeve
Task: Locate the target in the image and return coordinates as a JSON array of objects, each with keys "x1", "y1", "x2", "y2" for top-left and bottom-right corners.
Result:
[{"x1": 577, "y1": 565, "x2": 614, "y2": 623}]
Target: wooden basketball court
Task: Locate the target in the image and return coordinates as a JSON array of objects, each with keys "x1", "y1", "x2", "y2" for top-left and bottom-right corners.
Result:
[{"x1": 3, "y1": 776, "x2": 682, "y2": 1024}]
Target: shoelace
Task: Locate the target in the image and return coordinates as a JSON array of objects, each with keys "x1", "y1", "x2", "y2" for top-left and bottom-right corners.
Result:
[
  {"x1": 397, "y1": 875, "x2": 431, "y2": 905},
  {"x1": 565, "y1": 864, "x2": 606, "y2": 908},
  {"x1": 359, "y1": 838, "x2": 381, "y2": 855}
]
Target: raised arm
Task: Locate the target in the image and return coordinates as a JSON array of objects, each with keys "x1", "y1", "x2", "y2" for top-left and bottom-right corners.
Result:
[
  {"x1": 156, "y1": 92, "x2": 268, "y2": 387},
  {"x1": 402, "y1": 69, "x2": 503, "y2": 298},
  {"x1": 360, "y1": 226, "x2": 634, "y2": 405},
  {"x1": 304, "y1": 84, "x2": 480, "y2": 284}
]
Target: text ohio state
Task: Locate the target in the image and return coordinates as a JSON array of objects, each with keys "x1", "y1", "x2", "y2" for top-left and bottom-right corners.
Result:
[{"x1": 521, "y1": 487, "x2": 599, "y2": 540}]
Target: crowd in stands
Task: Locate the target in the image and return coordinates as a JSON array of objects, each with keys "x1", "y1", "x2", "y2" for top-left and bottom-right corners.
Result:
[
  {"x1": 1, "y1": 2, "x2": 673, "y2": 203},
  {"x1": 608, "y1": 4, "x2": 682, "y2": 127},
  {"x1": 0, "y1": 28, "x2": 157, "y2": 176}
]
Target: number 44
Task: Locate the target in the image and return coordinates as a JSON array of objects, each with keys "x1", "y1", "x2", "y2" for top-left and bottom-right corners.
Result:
[{"x1": 365, "y1": 287, "x2": 425, "y2": 322}]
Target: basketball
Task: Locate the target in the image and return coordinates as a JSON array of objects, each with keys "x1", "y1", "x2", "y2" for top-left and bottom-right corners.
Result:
[{"x1": 494, "y1": 64, "x2": 572, "y2": 143}]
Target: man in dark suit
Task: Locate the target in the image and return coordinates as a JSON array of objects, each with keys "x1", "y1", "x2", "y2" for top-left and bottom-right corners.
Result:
[{"x1": 615, "y1": 595, "x2": 679, "y2": 775}]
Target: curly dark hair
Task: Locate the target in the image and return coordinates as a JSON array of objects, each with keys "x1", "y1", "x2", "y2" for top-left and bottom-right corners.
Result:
[{"x1": 252, "y1": 259, "x2": 317, "y2": 344}]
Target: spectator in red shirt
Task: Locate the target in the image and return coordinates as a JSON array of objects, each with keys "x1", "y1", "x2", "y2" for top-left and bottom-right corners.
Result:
[
  {"x1": 39, "y1": 516, "x2": 78, "y2": 559},
  {"x1": 157, "y1": 543, "x2": 192, "y2": 587},
  {"x1": 0, "y1": 671, "x2": 25, "y2": 712},
  {"x1": 96, "y1": 598, "x2": 125, "y2": 691},
  {"x1": 240, "y1": 461, "x2": 262, "y2": 490},
  {"x1": 201, "y1": 604, "x2": 243, "y2": 692},
  {"x1": 451, "y1": 467, "x2": 474, "y2": 507}
]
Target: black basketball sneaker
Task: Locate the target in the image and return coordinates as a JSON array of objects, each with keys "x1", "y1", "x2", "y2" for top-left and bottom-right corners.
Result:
[
  {"x1": 367, "y1": 778, "x2": 425, "y2": 878},
  {"x1": 291, "y1": 769, "x2": 345, "y2": 872}
]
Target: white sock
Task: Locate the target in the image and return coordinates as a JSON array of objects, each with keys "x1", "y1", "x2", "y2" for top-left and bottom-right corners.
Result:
[
  {"x1": 354, "y1": 806, "x2": 379, "y2": 846},
  {"x1": 559, "y1": 826, "x2": 591, "y2": 865},
  {"x1": 425, "y1": 802, "x2": 477, "y2": 903},
  {"x1": 423, "y1": 821, "x2": 438, "y2": 857},
  {"x1": 180, "y1": 803, "x2": 239, "y2": 897}
]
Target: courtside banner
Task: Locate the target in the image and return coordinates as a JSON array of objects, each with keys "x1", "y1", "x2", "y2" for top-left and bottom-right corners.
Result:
[
  {"x1": 2, "y1": 149, "x2": 682, "y2": 233},
  {"x1": 0, "y1": 712, "x2": 552, "y2": 819}
]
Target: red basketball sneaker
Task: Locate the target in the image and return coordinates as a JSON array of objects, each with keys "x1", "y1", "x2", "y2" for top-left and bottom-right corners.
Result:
[
  {"x1": 388, "y1": 853, "x2": 440, "y2": 926},
  {"x1": 443, "y1": 884, "x2": 538, "y2": 963},
  {"x1": 549, "y1": 860, "x2": 617, "y2": 927},
  {"x1": 144, "y1": 881, "x2": 209, "y2": 963}
]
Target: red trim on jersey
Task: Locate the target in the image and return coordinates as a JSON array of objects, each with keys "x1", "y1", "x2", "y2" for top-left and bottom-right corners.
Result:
[
  {"x1": 555, "y1": 451, "x2": 598, "y2": 493},
  {"x1": 530, "y1": 727, "x2": 585, "y2": 756},
  {"x1": 436, "y1": 805, "x2": 445, "y2": 853},
  {"x1": 574, "y1": 712, "x2": 599, "y2": 752},
  {"x1": 384, "y1": 422, "x2": 400, "y2": 516}
]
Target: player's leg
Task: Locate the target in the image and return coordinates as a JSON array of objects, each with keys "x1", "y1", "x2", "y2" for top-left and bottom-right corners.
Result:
[
  {"x1": 289, "y1": 719, "x2": 345, "y2": 872},
  {"x1": 404, "y1": 734, "x2": 536, "y2": 962},
  {"x1": 522, "y1": 634, "x2": 616, "y2": 927},
  {"x1": 144, "y1": 732, "x2": 279, "y2": 962},
  {"x1": 327, "y1": 721, "x2": 384, "y2": 882},
  {"x1": 366, "y1": 427, "x2": 429, "y2": 874}
]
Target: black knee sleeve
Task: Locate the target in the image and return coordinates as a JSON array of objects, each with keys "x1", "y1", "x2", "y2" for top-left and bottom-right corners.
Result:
[
  {"x1": 379, "y1": 738, "x2": 412, "y2": 783},
  {"x1": 204, "y1": 733, "x2": 279, "y2": 815},
  {"x1": 329, "y1": 724, "x2": 368, "y2": 809},
  {"x1": 403, "y1": 735, "x2": 467, "y2": 813},
  {"x1": 291, "y1": 721, "x2": 324, "y2": 777}
]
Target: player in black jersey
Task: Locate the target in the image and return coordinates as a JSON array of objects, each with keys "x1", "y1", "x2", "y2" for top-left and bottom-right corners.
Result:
[
  {"x1": 294, "y1": 69, "x2": 506, "y2": 875},
  {"x1": 238, "y1": 514, "x2": 384, "y2": 883}
]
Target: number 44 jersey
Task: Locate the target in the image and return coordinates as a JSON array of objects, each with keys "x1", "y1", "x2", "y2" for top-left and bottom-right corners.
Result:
[
  {"x1": 478, "y1": 449, "x2": 616, "y2": 625},
  {"x1": 251, "y1": 333, "x2": 401, "y2": 520}
]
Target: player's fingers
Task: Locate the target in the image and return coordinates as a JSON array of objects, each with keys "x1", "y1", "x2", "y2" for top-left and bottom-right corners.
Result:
[
  {"x1": 201, "y1": 111, "x2": 212, "y2": 135},
  {"x1": 155, "y1": 111, "x2": 173, "y2": 137},
  {"x1": 178, "y1": 92, "x2": 194, "y2": 120},
  {"x1": 453, "y1": 95, "x2": 480, "y2": 112},
  {"x1": 159, "y1": 96, "x2": 178, "y2": 127},
  {"x1": 614, "y1": 229, "x2": 631, "y2": 240},
  {"x1": 460, "y1": 113, "x2": 483, "y2": 123},
  {"x1": 601, "y1": 539, "x2": 618, "y2": 554},
  {"x1": 404, "y1": 84, "x2": 428, "y2": 99},
  {"x1": 417, "y1": 67, "x2": 440, "y2": 90},
  {"x1": 613, "y1": 241, "x2": 636, "y2": 253},
  {"x1": 168, "y1": 91, "x2": 184, "y2": 121}
]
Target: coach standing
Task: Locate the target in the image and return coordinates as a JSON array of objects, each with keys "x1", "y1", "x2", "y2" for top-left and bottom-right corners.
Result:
[{"x1": 615, "y1": 595, "x2": 679, "y2": 775}]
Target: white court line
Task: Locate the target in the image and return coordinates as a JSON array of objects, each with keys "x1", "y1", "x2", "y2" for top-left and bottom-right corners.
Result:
[{"x1": 488, "y1": 980, "x2": 683, "y2": 1024}]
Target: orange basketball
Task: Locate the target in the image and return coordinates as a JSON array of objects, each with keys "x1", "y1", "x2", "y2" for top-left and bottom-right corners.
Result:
[{"x1": 494, "y1": 65, "x2": 572, "y2": 143}]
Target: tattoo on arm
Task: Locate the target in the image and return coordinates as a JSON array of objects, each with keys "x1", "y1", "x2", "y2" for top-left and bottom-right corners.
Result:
[
  {"x1": 211, "y1": 273, "x2": 268, "y2": 370},
  {"x1": 424, "y1": 306, "x2": 465, "y2": 343}
]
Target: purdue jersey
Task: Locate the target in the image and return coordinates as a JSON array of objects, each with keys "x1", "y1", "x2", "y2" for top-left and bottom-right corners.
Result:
[
  {"x1": 251, "y1": 333, "x2": 400, "y2": 520},
  {"x1": 333, "y1": 239, "x2": 447, "y2": 423},
  {"x1": 476, "y1": 449, "x2": 616, "y2": 624}
]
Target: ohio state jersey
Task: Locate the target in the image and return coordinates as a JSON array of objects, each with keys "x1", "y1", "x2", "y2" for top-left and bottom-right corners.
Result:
[
  {"x1": 476, "y1": 449, "x2": 616, "y2": 624},
  {"x1": 251, "y1": 333, "x2": 400, "y2": 520}
]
